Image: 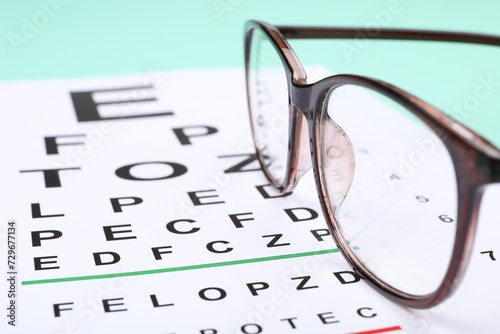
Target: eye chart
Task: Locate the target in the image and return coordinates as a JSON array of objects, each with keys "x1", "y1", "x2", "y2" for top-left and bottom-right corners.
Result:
[{"x1": 0, "y1": 69, "x2": 499, "y2": 334}]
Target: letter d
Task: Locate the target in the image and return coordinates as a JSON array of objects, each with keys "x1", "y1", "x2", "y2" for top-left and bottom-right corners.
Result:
[
  {"x1": 93, "y1": 252, "x2": 120, "y2": 266},
  {"x1": 333, "y1": 270, "x2": 362, "y2": 284}
]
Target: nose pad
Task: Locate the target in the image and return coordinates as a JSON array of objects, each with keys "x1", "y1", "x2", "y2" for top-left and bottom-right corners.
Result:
[{"x1": 320, "y1": 115, "x2": 355, "y2": 212}]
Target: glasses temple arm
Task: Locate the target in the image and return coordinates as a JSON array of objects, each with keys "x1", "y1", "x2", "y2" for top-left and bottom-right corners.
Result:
[
  {"x1": 274, "y1": 25, "x2": 500, "y2": 160},
  {"x1": 390, "y1": 82, "x2": 500, "y2": 160},
  {"x1": 276, "y1": 26, "x2": 500, "y2": 48}
]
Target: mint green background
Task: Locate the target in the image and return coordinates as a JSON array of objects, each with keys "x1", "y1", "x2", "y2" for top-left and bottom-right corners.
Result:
[
  {"x1": 1, "y1": 0, "x2": 500, "y2": 143},
  {"x1": 2, "y1": 0, "x2": 500, "y2": 80}
]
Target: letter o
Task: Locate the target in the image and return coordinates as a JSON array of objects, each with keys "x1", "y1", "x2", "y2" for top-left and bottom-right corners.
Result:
[
  {"x1": 241, "y1": 323, "x2": 263, "y2": 334},
  {"x1": 115, "y1": 161, "x2": 187, "y2": 181},
  {"x1": 198, "y1": 287, "x2": 227, "y2": 301}
]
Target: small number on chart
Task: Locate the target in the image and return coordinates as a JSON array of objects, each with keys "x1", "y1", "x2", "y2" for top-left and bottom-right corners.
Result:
[
  {"x1": 480, "y1": 250, "x2": 496, "y2": 261},
  {"x1": 415, "y1": 195, "x2": 429, "y2": 203},
  {"x1": 438, "y1": 215, "x2": 454, "y2": 223}
]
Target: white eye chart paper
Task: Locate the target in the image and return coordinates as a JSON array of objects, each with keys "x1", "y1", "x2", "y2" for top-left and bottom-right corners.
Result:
[{"x1": 0, "y1": 68, "x2": 499, "y2": 334}]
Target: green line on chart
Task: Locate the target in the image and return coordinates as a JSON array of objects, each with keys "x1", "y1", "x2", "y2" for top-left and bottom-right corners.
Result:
[{"x1": 22, "y1": 248, "x2": 343, "y2": 285}]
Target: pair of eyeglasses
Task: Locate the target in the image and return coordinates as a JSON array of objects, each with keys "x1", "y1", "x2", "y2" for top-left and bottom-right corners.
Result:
[{"x1": 244, "y1": 20, "x2": 500, "y2": 308}]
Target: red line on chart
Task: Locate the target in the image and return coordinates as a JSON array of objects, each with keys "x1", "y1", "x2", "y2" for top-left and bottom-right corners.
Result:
[{"x1": 351, "y1": 325, "x2": 402, "y2": 334}]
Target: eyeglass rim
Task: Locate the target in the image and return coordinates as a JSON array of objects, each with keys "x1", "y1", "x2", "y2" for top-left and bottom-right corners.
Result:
[
  {"x1": 245, "y1": 20, "x2": 307, "y2": 85},
  {"x1": 245, "y1": 20, "x2": 500, "y2": 191},
  {"x1": 244, "y1": 20, "x2": 310, "y2": 191},
  {"x1": 244, "y1": 19, "x2": 500, "y2": 308},
  {"x1": 308, "y1": 75, "x2": 493, "y2": 308}
]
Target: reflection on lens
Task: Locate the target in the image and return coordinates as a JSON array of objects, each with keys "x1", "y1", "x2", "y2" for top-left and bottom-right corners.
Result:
[
  {"x1": 320, "y1": 85, "x2": 457, "y2": 296},
  {"x1": 247, "y1": 28, "x2": 289, "y2": 185}
]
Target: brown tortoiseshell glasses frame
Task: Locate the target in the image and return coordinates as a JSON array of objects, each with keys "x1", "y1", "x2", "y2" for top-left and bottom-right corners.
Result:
[{"x1": 244, "y1": 20, "x2": 500, "y2": 308}]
